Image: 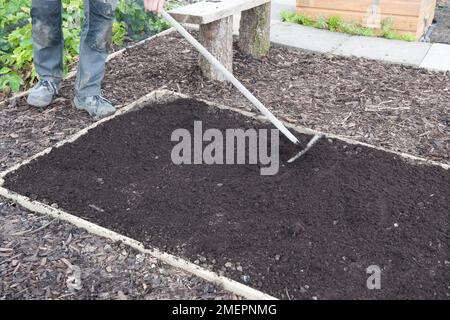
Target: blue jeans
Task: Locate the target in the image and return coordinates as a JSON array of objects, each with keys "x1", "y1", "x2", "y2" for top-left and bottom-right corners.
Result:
[{"x1": 31, "y1": 0, "x2": 117, "y2": 97}]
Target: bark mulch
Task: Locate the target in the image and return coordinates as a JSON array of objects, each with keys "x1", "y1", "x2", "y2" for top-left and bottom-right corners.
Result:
[
  {"x1": 0, "y1": 196, "x2": 236, "y2": 300},
  {"x1": 4, "y1": 98, "x2": 449, "y2": 300}
]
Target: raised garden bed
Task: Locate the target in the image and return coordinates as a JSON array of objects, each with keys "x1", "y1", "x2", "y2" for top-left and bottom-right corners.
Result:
[{"x1": 2, "y1": 91, "x2": 449, "y2": 300}]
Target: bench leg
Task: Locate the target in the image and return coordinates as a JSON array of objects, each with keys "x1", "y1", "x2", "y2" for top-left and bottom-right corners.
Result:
[
  {"x1": 199, "y1": 16, "x2": 233, "y2": 81},
  {"x1": 239, "y1": 2, "x2": 271, "y2": 58}
]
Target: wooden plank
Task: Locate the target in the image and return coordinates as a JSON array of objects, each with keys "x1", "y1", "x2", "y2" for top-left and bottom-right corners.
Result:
[
  {"x1": 296, "y1": 0, "x2": 422, "y2": 17},
  {"x1": 169, "y1": 0, "x2": 271, "y2": 25}
]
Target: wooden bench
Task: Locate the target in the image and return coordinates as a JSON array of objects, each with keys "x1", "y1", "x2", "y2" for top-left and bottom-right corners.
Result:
[{"x1": 169, "y1": 0, "x2": 272, "y2": 81}]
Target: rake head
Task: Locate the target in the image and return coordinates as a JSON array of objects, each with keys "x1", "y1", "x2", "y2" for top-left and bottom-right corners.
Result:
[{"x1": 287, "y1": 134, "x2": 324, "y2": 163}]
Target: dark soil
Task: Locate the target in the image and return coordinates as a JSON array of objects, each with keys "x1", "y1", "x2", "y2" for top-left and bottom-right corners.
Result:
[{"x1": 4, "y1": 98, "x2": 449, "y2": 300}]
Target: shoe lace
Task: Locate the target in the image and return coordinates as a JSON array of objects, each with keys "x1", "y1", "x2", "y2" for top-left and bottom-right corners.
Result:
[{"x1": 38, "y1": 80, "x2": 57, "y2": 94}]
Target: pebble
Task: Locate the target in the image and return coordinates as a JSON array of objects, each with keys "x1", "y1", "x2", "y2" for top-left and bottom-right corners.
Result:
[
  {"x1": 135, "y1": 254, "x2": 145, "y2": 264},
  {"x1": 225, "y1": 262, "x2": 233, "y2": 268},
  {"x1": 236, "y1": 266, "x2": 243, "y2": 272},
  {"x1": 117, "y1": 290, "x2": 128, "y2": 300},
  {"x1": 241, "y1": 275, "x2": 250, "y2": 283},
  {"x1": 394, "y1": 223, "x2": 399, "y2": 228}
]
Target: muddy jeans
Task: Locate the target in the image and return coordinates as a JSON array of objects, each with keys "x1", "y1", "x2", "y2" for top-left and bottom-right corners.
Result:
[{"x1": 31, "y1": 0, "x2": 117, "y2": 97}]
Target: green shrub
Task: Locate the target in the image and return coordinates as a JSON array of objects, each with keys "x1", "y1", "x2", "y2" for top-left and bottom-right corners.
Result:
[{"x1": 281, "y1": 10, "x2": 313, "y2": 26}]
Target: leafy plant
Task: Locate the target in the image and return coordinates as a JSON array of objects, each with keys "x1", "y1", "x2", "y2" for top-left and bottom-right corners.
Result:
[
  {"x1": 381, "y1": 18, "x2": 416, "y2": 41},
  {"x1": 340, "y1": 22, "x2": 376, "y2": 37},
  {"x1": 280, "y1": 10, "x2": 297, "y2": 23},
  {"x1": 313, "y1": 16, "x2": 328, "y2": 29},
  {"x1": 0, "y1": 67, "x2": 23, "y2": 94},
  {"x1": 281, "y1": 10, "x2": 313, "y2": 26},
  {"x1": 328, "y1": 15, "x2": 342, "y2": 32},
  {"x1": 279, "y1": 11, "x2": 416, "y2": 43},
  {"x1": 112, "y1": 21, "x2": 128, "y2": 46}
]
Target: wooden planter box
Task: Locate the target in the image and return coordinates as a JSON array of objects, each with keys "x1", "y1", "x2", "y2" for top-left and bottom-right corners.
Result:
[{"x1": 296, "y1": 0, "x2": 437, "y2": 40}]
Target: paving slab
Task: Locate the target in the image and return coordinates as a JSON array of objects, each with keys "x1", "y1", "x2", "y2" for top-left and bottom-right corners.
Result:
[
  {"x1": 419, "y1": 43, "x2": 450, "y2": 71},
  {"x1": 270, "y1": 22, "x2": 351, "y2": 53},
  {"x1": 333, "y1": 36, "x2": 432, "y2": 66}
]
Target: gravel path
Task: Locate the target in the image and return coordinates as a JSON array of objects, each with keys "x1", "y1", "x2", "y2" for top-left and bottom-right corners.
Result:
[{"x1": 0, "y1": 197, "x2": 237, "y2": 300}]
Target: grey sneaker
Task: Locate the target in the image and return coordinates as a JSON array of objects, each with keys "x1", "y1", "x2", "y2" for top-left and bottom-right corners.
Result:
[
  {"x1": 73, "y1": 95, "x2": 116, "y2": 119},
  {"x1": 27, "y1": 80, "x2": 59, "y2": 108}
]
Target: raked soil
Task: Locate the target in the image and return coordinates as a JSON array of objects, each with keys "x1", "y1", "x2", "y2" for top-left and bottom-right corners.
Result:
[{"x1": 4, "y1": 99, "x2": 449, "y2": 300}]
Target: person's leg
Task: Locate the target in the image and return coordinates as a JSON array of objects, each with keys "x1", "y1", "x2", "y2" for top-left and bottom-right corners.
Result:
[
  {"x1": 31, "y1": 0, "x2": 64, "y2": 85},
  {"x1": 75, "y1": 0, "x2": 117, "y2": 97},
  {"x1": 27, "y1": 0, "x2": 63, "y2": 107}
]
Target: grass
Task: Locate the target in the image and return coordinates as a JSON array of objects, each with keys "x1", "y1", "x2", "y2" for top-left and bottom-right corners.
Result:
[{"x1": 280, "y1": 11, "x2": 417, "y2": 42}]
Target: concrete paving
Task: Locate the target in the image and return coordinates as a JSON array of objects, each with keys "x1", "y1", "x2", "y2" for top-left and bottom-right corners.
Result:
[{"x1": 333, "y1": 35, "x2": 432, "y2": 66}]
